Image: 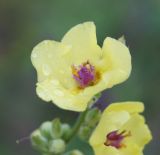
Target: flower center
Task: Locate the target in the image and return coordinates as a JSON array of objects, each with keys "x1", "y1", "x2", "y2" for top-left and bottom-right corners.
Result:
[
  {"x1": 104, "y1": 130, "x2": 131, "y2": 149},
  {"x1": 72, "y1": 61, "x2": 98, "y2": 88}
]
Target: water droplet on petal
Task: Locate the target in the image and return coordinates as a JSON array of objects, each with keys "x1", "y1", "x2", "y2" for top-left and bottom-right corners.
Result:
[
  {"x1": 59, "y1": 70, "x2": 65, "y2": 74},
  {"x1": 43, "y1": 41, "x2": 48, "y2": 45},
  {"x1": 51, "y1": 80, "x2": 59, "y2": 86},
  {"x1": 42, "y1": 64, "x2": 52, "y2": 76},
  {"x1": 36, "y1": 86, "x2": 51, "y2": 101},
  {"x1": 32, "y1": 52, "x2": 37, "y2": 58},
  {"x1": 34, "y1": 46, "x2": 39, "y2": 51},
  {"x1": 54, "y1": 90, "x2": 64, "y2": 97},
  {"x1": 48, "y1": 53, "x2": 53, "y2": 58}
]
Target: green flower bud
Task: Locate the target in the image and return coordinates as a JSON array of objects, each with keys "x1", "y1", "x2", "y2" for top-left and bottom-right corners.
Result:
[
  {"x1": 79, "y1": 126, "x2": 91, "y2": 140},
  {"x1": 66, "y1": 150, "x2": 84, "y2": 155},
  {"x1": 61, "y1": 123, "x2": 71, "y2": 139},
  {"x1": 49, "y1": 139, "x2": 66, "y2": 154},
  {"x1": 85, "y1": 107, "x2": 101, "y2": 127},
  {"x1": 40, "y1": 121, "x2": 52, "y2": 139},
  {"x1": 31, "y1": 129, "x2": 48, "y2": 152},
  {"x1": 51, "y1": 118, "x2": 63, "y2": 139},
  {"x1": 71, "y1": 150, "x2": 84, "y2": 155}
]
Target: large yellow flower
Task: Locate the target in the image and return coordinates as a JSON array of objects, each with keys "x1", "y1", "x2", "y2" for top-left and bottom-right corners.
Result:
[
  {"x1": 89, "y1": 102, "x2": 152, "y2": 155},
  {"x1": 31, "y1": 22, "x2": 131, "y2": 111}
]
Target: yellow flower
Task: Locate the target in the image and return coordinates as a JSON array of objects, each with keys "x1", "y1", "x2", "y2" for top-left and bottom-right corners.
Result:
[
  {"x1": 31, "y1": 22, "x2": 131, "y2": 111},
  {"x1": 89, "y1": 102, "x2": 152, "y2": 155}
]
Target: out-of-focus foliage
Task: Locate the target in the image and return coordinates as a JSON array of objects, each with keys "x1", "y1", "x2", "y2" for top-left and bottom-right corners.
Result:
[{"x1": 0, "y1": 0, "x2": 160, "y2": 155}]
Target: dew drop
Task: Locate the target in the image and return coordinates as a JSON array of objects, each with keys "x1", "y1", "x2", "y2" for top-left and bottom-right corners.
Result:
[
  {"x1": 43, "y1": 41, "x2": 48, "y2": 45},
  {"x1": 42, "y1": 64, "x2": 51, "y2": 76},
  {"x1": 48, "y1": 53, "x2": 53, "y2": 58},
  {"x1": 59, "y1": 70, "x2": 65, "y2": 74},
  {"x1": 32, "y1": 52, "x2": 37, "y2": 58},
  {"x1": 37, "y1": 87, "x2": 51, "y2": 101},
  {"x1": 34, "y1": 46, "x2": 39, "y2": 51},
  {"x1": 51, "y1": 80, "x2": 59, "y2": 86},
  {"x1": 54, "y1": 90, "x2": 64, "y2": 97}
]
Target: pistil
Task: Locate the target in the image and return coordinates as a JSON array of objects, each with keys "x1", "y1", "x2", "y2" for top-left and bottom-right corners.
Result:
[
  {"x1": 104, "y1": 130, "x2": 131, "y2": 149},
  {"x1": 72, "y1": 61, "x2": 98, "y2": 88}
]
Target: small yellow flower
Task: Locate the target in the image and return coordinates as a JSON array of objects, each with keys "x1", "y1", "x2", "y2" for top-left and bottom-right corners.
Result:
[
  {"x1": 89, "y1": 102, "x2": 152, "y2": 155},
  {"x1": 31, "y1": 22, "x2": 131, "y2": 111}
]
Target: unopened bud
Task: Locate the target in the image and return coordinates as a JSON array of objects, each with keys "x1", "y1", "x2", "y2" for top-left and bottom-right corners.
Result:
[
  {"x1": 31, "y1": 129, "x2": 48, "y2": 152},
  {"x1": 51, "y1": 118, "x2": 62, "y2": 139},
  {"x1": 61, "y1": 123, "x2": 71, "y2": 139},
  {"x1": 79, "y1": 126, "x2": 91, "y2": 140},
  {"x1": 49, "y1": 139, "x2": 66, "y2": 154},
  {"x1": 85, "y1": 107, "x2": 101, "y2": 127},
  {"x1": 67, "y1": 149, "x2": 84, "y2": 155},
  {"x1": 40, "y1": 121, "x2": 52, "y2": 139}
]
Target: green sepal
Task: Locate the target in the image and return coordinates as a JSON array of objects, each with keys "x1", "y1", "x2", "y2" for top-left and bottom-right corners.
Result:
[
  {"x1": 51, "y1": 118, "x2": 63, "y2": 139},
  {"x1": 48, "y1": 139, "x2": 66, "y2": 154},
  {"x1": 85, "y1": 107, "x2": 101, "y2": 127},
  {"x1": 31, "y1": 129, "x2": 48, "y2": 152},
  {"x1": 64, "y1": 149, "x2": 84, "y2": 155},
  {"x1": 61, "y1": 123, "x2": 71, "y2": 140},
  {"x1": 40, "y1": 121, "x2": 52, "y2": 139},
  {"x1": 78, "y1": 126, "x2": 91, "y2": 141},
  {"x1": 118, "y1": 35, "x2": 126, "y2": 44},
  {"x1": 78, "y1": 107, "x2": 101, "y2": 141}
]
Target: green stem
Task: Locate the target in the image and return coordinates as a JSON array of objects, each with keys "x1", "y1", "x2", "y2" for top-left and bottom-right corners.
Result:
[{"x1": 65, "y1": 110, "x2": 88, "y2": 143}]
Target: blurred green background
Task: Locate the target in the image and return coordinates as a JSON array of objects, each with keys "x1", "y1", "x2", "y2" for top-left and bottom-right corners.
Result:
[{"x1": 0, "y1": 0, "x2": 159, "y2": 154}]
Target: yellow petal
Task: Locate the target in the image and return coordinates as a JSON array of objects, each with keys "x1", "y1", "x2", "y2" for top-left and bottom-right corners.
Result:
[
  {"x1": 100, "y1": 37, "x2": 131, "y2": 87},
  {"x1": 93, "y1": 145, "x2": 119, "y2": 155},
  {"x1": 36, "y1": 78, "x2": 89, "y2": 111},
  {"x1": 89, "y1": 111, "x2": 130, "y2": 146},
  {"x1": 36, "y1": 77, "x2": 112, "y2": 111},
  {"x1": 31, "y1": 39, "x2": 105, "y2": 111},
  {"x1": 31, "y1": 40, "x2": 75, "y2": 89},
  {"x1": 122, "y1": 114, "x2": 152, "y2": 148},
  {"x1": 36, "y1": 71, "x2": 131, "y2": 112},
  {"x1": 62, "y1": 22, "x2": 102, "y2": 65},
  {"x1": 120, "y1": 143, "x2": 143, "y2": 155},
  {"x1": 105, "y1": 102, "x2": 144, "y2": 114}
]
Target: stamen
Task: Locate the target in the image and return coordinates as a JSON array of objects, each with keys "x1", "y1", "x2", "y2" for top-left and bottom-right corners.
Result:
[
  {"x1": 104, "y1": 130, "x2": 131, "y2": 149},
  {"x1": 72, "y1": 61, "x2": 99, "y2": 88}
]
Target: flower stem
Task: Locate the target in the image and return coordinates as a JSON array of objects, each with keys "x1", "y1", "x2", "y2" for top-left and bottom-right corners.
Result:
[{"x1": 65, "y1": 110, "x2": 88, "y2": 143}]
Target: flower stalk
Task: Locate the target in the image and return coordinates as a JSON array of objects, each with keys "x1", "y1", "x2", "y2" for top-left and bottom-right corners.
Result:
[{"x1": 65, "y1": 109, "x2": 88, "y2": 143}]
